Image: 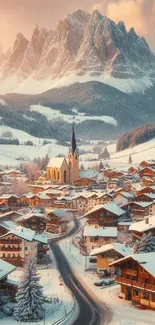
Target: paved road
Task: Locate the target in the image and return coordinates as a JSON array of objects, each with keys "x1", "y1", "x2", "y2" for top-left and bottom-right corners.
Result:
[{"x1": 49, "y1": 220, "x2": 111, "y2": 325}]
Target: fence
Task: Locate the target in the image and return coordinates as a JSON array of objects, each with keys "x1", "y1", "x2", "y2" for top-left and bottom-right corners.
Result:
[{"x1": 51, "y1": 297, "x2": 77, "y2": 325}]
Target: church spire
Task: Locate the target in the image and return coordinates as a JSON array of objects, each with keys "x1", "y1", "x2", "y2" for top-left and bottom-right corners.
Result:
[{"x1": 71, "y1": 123, "x2": 77, "y2": 154}]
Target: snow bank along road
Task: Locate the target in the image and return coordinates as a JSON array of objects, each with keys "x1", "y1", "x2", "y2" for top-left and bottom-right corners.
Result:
[{"x1": 49, "y1": 220, "x2": 111, "y2": 325}]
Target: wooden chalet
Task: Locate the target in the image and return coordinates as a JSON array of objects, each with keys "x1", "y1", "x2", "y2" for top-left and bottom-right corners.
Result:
[
  {"x1": 0, "y1": 194, "x2": 18, "y2": 207},
  {"x1": 130, "y1": 202, "x2": 152, "y2": 221},
  {"x1": 129, "y1": 216, "x2": 155, "y2": 240},
  {"x1": 128, "y1": 167, "x2": 139, "y2": 175},
  {"x1": 135, "y1": 193, "x2": 155, "y2": 203},
  {"x1": 0, "y1": 221, "x2": 48, "y2": 266},
  {"x1": 136, "y1": 186, "x2": 155, "y2": 196},
  {"x1": 90, "y1": 243, "x2": 131, "y2": 272},
  {"x1": 46, "y1": 209, "x2": 71, "y2": 234},
  {"x1": 139, "y1": 160, "x2": 155, "y2": 168},
  {"x1": 139, "y1": 167, "x2": 155, "y2": 179},
  {"x1": 16, "y1": 212, "x2": 48, "y2": 233},
  {"x1": 74, "y1": 178, "x2": 96, "y2": 187},
  {"x1": 83, "y1": 225, "x2": 117, "y2": 254},
  {"x1": 110, "y1": 252, "x2": 155, "y2": 309},
  {"x1": 0, "y1": 259, "x2": 17, "y2": 302},
  {"x1": 84, "y1": 202, "x2": 126, "y2": 227}
]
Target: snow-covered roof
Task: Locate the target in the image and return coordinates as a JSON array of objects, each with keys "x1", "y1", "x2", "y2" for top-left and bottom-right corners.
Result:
[
  {"x1": 84, "y1": 202, "x2": 125, "y2": 217},
  {"x1": 0, "y1": 194, "x2": 18, "y2": 199},
  {"x1": 118, "y1": 192, "x2": 135, "y2": 199},
  {"x1": 129, "y1": 216, "x2": 155, "y2": 233},
  {"x1": 0, "y1": 259, "x2": 16, "y2": 280},
  {"x1": 0, "y1": 221, "x2": 48, "y2": 243},
  {"x1": 141, "y1": 193, "x2": 155, "y2": 199},
  {"x1": 79, "y1": 169, "x2": 99, "y2": 179},
  {"x1": 133, "y1": 202, "x2": 152, "y2": 208},
  {"x1": 0, "y1": 211, "x2": 23, "y2": 219},
  {"x1": 90, "y1": 243, "x2": 132, "y2": 256},
  {"x1": 118, "y1": 221, "x2": 133, "y2": 226},
  {"x1": 83, "y1": 226, "x2": 117, "y2": 238},
  {"x1": 110, "y1": 252, "x2": 155, "y2": 277},
  {"x1": 16, "y1": 212, "x2": 48, "y2": 222},
  {"x1": 47, "y1": 157, "x2": 66, "y2": 168}
]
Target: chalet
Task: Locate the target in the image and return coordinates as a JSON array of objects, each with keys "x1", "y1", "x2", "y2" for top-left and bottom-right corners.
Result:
[
  {"x1": 53, "y1": 196, "x2": 73, "y2": 209},
  {"x1": 0, "y1": 203, "x2": 9, "y2": 214},
  {"x1": 83, "y1": 225, "x2": 117, "y2": 254},
  {"x1": 84, "y1": 202, "x2": 126, "y2": 227},
  {"x1": 46, "y1": 208, "x2": 71, "y2": 234},
  {"x1": 139, "y1": 160, "x2": 155, "y2": 168},
  {"x1": 90, "y1": 243, "x2": 131, "y2": 272},
  {"x1": 0, "y1": 259, "x2": 17, "y2": 302},
  {"x1": 86, "y1": 193, "x2": 98, "y2": 211},
  {"x1": 71, "y1": 194, "x2": 87, "y2": 213},
  {"x1": 0, "y1": 194, "x2": 18, "y2": 207},
  {"x1": 142, "y1": 177, "x2": 154, "y2": 187},
  {"x1": 110, "y1": 252, "x2": 155, "y2": 309},
  {"x1": 128, "y1": 167, "x2": 139, "y2": 175},
  {"x1": 130, "y1": 202, "x2": 153, "y2": 221},
  {"x1": 129, "y1": 216, "x2": 155, "y2": 240},
  {"x1": 135, "y1": 193, "x2": 155, "y2": 203},
  {"x1": 117, "y1": 221, "x2": 133, "y2": 232},
  {"x1": 136, "y1": 186, "x2": 155, "y2": 196},
  {"x1": 0, "y1": 211, "x2": 23, "y2": 222},
  {"x1": 28, "y1": 184, "x2": 45, "y2": 194},
  {"x1": 0, "y1": 221, "x2": 48, "y2": 266},
  {"x1": 97, "y1": 193, "x2": 113, "y2": 205},
  {"x1": 139, "y1": 167, "x2": 155, "y2": 179},
  {"x1": 16, "y1": 212, "x2": 49, "y2": 233},
  {"x1": 19, "y1": 193, "x2": 51, "y2": 208},
  {"x1": 114, "y1": 191, "x2": 135, "y2": 206},
  {"x1": 74, "y1": 178, "x2": 96, "y2": 187}
]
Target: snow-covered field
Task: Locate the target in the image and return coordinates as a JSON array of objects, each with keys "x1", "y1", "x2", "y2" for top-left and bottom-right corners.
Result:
[
  {"x1": 30, "y1": 104, "x2": 117, "y2": 126},
  {"x1": 59, "y1": 225, "x2": 155, "y2": 325},
  {"x1": 1, "y1": 248, "x2": 75, "y2": 325}
]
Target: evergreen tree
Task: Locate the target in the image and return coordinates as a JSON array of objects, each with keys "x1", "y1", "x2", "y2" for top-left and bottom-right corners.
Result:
[
  {"x1": 14, "y1": 257, "x2": 44, "y2": 322},
  {"x1": 128, "y1": 154, "x2": 132, "y2": 164},
  {"x1": 99, "y1": 161, "x2": 104, "y2": 170},
  {"x1": 80, "y1": 163, "x2": 85, "y2": 170},
  {"x1": 135, "y1": 232, "x2": 155, "y2": 254},
  {"x1": 101, "y1": 147, "x2": 110, "y2": 160},
  {"x1": 133, "y1": 240, "x2": 140, "y2": 254}
]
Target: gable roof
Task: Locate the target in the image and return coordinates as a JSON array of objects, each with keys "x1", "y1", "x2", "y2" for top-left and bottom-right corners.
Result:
[
  {"x1": 129, "y1": 216, "x2": 155, "y2": 233},
  {"x1": 110, "y1": 252, "x2": 155, "y2": 278},
  {"x1": 0, "y1": 259, "x2": 16, "y2": 280},
  {"x1": 83, "y1": 226, "x2": 117, "y2": 238},
  {"x1": 84, "y1": 202, "x2": 125, "y2": 217},
  {"x1": 90, "y1": 243, "x2": 132, "y2": 257},
  {"x1": 47, "y1": 157, "x2": 67, "y2": 168}
]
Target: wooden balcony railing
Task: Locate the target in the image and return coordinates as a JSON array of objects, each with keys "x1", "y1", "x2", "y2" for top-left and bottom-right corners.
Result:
[
  {"x1": 0, "y1": 239, "x2": 22, "y2": 244},
  {"x1": 1, "y1": 247, "x2": 21, "y2": 251},
  {"x1": 115, "y1": 277, "x2": 155, "y2": 292}
]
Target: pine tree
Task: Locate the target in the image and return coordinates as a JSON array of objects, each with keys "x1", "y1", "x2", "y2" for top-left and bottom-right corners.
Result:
[
  {"x1": 135, "y1": 232, "x2": 155, "y2": 254},
  {"x1": 99, "y1": 161, "x2": 104, "y2": 170},
  {"x1": 80, "y1": 163, "x2": 85, "y2": 170},
  {"x1": 101, "y1": 147, "x2": 110, "y2": 160},
  {"x1": 133, "y1": 239, "x2": 140, "y2": 254},
  {"x1": 14, "y1": 257, "x2": 44, "y2": 322},
  {"x1": 128, "y1": 154, "x2": 132, "y2": 164}
]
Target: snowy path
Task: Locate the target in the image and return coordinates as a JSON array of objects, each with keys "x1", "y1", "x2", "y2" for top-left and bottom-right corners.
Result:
[{"x1": 59, "y1": 234, "x2": 155, "y2": 325}]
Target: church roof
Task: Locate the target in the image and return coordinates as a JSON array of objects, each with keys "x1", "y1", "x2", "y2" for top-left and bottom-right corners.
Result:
[
  {"x1": 47, "y1": 157, "x2": 66, "y2": 168},
  {"x1": 71, "y1": 124, "x2": 77, "y2": 154}
]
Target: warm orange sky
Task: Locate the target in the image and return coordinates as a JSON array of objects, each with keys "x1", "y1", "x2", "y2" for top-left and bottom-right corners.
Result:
[{"x1": 0, "y1": 0, "x2": 155, "y2": 52}]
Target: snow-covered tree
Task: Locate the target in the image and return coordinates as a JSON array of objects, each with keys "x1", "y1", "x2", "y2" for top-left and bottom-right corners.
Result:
[
  {"x1": 128, "y1": 154, "x2": 132, "y2": 164},
  {"x1": 14, "y1": 257, "x2": 44, "y2": 322},
  {"x1": 80, "y1": 163, "x2": 85, "y2": 170},
  {"x1": 99, "y1": 161, "x2": 104, "y2": 170},
  {"x1": 101, "y1": 147, "x2": 110, "y2": 160},
  {"x1": 134, "y1": 232, "x2": 155, "y2": 254},
  {"x1": 11, "y1": 179, "x2": 29, "y2": 196},
  {"x1": 133, "y1": 239, "x2": 140, "y2": 254}
]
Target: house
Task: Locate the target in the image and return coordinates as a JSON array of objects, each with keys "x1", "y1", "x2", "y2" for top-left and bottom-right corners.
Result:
[
  {"x1": 90, "y1": 243, "x2": 131, "y2": 272},
  {"x1": 135, "y1": 193, "x2": 155, "y2": 203},
  {"x1": 129, "y1": 216, "x2": 155, "y2": 240},
  {"x1": 0, "y1": 211, "x2": 23, "y2": 222},
  {"x1": 0, "y1": 259, "x2": 17, "y2": 302},
  {"x1": 46, "y1": 125, "x2": 79, "y2": 185},
  {"x1": 16, "y1": 212, "x2": 49, "y2": 233},
  {"x1": 110, "y1": 252, "x2": 155, "y2": 309},
  {"x1": 114, "y1": 191, "x2": 135, "y2": 206},
  {"x1": 71, "y1": 194, "x2": 88, "y2": 213},
  {"x1": 46, "y1": 208, "x2": 71, "y2": 234},
  {"x1": 128, "y1": 167, "x2": 139, "y2": 175},
  {"x1": 130, "y1": 202, "x2": 153, "y2": 221},
  {"x1": 0, "y1": 221, "x2": 48, "y2": 266},
  {"x1": 139, "y1": 160, "x2": 155, "y2": 168},
  {"x1": 84, "y1": 202, "x2": 126, "y2": 227},
  {"x1": 0, "y1": 194, "x2": 18, "y2": 207},
  {"x1": 83, "y1": 225, "x2": 117, "y2": 254},
  {"x1": 139, "y1": 167, "x2": 155, "y2": 179}
]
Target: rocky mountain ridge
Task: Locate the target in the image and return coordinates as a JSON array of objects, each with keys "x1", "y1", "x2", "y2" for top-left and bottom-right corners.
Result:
[{"x1": 0, "y1": 9, "x2": 154, "y2": 94}]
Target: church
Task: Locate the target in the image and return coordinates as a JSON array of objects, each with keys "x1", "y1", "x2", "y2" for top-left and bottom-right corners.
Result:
[{"x1": 46, "y1": 125, "x2": 79, "y2": 185}]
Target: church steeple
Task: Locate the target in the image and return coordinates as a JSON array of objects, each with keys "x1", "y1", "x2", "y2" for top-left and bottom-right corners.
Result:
[{"x1": 71, "y1": 123, "x2": 77, "y2": 154}]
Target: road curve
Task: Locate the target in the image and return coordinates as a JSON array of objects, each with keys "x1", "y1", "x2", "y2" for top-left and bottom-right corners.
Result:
[{"x1": 49, "y1": 220, "x2": 109, "y2": 325}]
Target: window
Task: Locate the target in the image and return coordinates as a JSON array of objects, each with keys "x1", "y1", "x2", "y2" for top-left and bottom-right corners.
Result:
[
  {"x1": 64, "y1": 171, "x2": 67, "y2": 183},
  {"x1": 142, "y1": 291, "x2": 149, "y2": 300},
  {"x1": 133, "y1": 289, "x2": 139, "y2": 297},
  {"x1": 25, "y1": 246, "x2": 28, "y2": 251}
]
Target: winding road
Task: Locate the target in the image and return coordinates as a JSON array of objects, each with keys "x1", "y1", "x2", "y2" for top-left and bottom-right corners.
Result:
[{"x1": 49, "y1": 220, "x2": 111, "y2": 325}]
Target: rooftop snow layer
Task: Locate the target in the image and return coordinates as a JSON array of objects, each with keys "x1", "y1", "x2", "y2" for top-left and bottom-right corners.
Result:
[
  {"x1": 83, "y1": 226, "x2": 117, "y2": 237},
  {"x1": 90, "y1": 242, "x2": 132, "y2": 256}
]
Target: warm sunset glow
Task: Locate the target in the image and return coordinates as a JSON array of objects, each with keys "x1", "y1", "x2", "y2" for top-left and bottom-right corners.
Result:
[{"x1": 0, "y1": 0, "x2": 154, "y2": 51}]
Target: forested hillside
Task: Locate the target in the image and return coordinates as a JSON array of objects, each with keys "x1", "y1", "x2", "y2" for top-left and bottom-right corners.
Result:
[{"x1": 116, "y1": 124, "x2": 155, "y2": 152}]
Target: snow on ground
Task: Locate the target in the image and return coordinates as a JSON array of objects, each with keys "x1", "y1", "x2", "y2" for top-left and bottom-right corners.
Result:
[
  {"x1": 1, "y1": 248, "x2": 75, "y2": 325},
  {"x1": 0, "y1": 125, "x2": 56, "y2": 145},
  {"x1": 59, "y1": 224, "x2": 155, "y2": 325},
  {"x1": 30, "y1": 104, "x2": 117, "y2": 126},
  {"x1": 0, "y1": 72, "x2": 152, "y2": 95}
]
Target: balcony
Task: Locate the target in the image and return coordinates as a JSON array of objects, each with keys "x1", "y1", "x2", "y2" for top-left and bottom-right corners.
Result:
[
  {"x1": 1, "y1": 247, "x2": 21, "y2": 251},
  {"x1": 0, "y1": 239, "x2": 22, "y2": 244},
  {"x1": 115, "y1": 277, "x2": 155, "y2": 292}
]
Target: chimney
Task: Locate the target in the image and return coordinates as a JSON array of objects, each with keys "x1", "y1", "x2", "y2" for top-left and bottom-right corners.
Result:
[{"x1": 145, "y1": 217, "x2": 149, "y2": 224}]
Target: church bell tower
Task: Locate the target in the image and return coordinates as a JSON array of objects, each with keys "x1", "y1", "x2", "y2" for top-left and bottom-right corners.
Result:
[{"x1": 68, "y1": 124, "x2": 79, "y2": 184}]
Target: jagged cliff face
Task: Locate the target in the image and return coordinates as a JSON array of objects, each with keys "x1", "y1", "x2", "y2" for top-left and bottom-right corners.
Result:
[{"x1": 0, "y1": 9, "x2": 155, "y2": 94}]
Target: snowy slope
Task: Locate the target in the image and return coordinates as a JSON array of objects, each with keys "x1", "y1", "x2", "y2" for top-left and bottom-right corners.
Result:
[{"x1": 30, "y1": 104, "x2": 117, "y2": 126}]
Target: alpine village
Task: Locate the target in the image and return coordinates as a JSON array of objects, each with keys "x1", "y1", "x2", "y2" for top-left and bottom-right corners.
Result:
[{"x1": 0, "y1": 122, "x2": 155, "y2": 324}]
